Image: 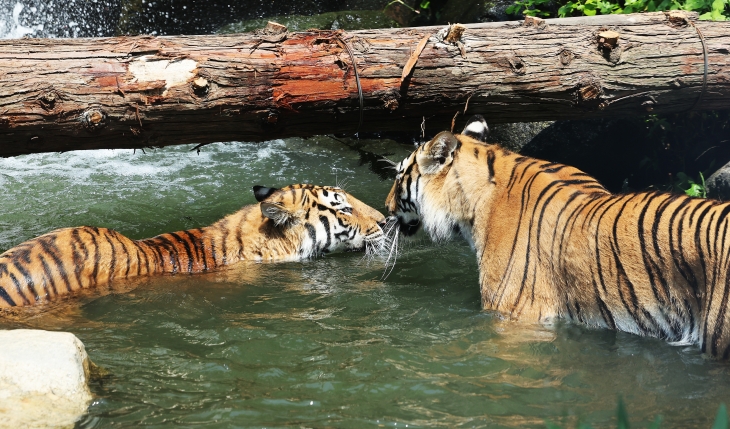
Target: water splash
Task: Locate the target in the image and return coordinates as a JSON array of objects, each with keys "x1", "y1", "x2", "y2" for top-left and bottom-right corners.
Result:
[
  {"x1": 0, "y1": 3, "x2": 43, "y2": 39},
  {"x1": 0, "y1": 0, "x2": 118, "y2": 39}
]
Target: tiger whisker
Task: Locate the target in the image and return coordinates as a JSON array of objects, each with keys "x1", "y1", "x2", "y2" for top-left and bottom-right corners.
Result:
[{"x1": 381, "y1": 218, "x2": 400, "y2": 280}]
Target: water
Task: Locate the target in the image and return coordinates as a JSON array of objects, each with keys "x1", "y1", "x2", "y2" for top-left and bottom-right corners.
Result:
[
  {"x1": 1, "y1": 3, "x2": 729, "y2": 427},
  {"x1": 0, "y1": 138, "x2": 728, "y2": 428}
]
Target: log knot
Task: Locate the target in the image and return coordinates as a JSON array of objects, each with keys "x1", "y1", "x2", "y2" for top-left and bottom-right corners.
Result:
[
  {"x1": 377, "y1": 89, "x2": 401, "y2": 111},
  {"x1": 597, "y1": 30, "x2": 622, "y2": 64},
  {"x1": 523, "y1": 16, "x2": 547, "y2": 29},
  {"x1": 559, "y1": 49, "x2": 575, "y2": 66},
  {"x1": 38, "y1": 91, "x2": 59, "y2": 111},
  {"x1": 574, "y1": 74, "x2": 604, "y2": 109},
  {"x1": 436, "y1": 24, "x2": 467, "y2": 58},
  {"x1": 80, "y1": 108, "x2": 108, "y2": 132},
  {"x1": 665, "y1": 10, "x2": 690, "y2": 27},
  {"x1": 597, "y1": 30, "x2": 619, "y2": 49},
  {"x1": 508, "y1": 54, "x2": 526, "y2": 75},
  {"x1": 192, "y1": 77, "x2": 209, "y2": 97}
]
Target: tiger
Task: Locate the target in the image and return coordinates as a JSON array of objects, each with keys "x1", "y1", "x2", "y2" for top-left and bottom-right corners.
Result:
[
  {"x1": 385, "y1": 114, "x2": 730, "y2": 360},
  {"x1": 0, "y1": 184, "x2": 386, "y2": 308}
]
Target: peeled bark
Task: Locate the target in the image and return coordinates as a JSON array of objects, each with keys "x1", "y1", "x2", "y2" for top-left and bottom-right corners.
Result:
[{"x1": 0, "y1": 12, "x2": 729, "y2": 157}]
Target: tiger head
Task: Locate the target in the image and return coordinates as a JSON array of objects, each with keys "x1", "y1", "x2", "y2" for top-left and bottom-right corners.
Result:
[
  {"x1": 254, "y1": 184, "x2": 387, "y2": 256},
  {"x1": 385, "y1": 115, "x2": 490, "y2": 243}
]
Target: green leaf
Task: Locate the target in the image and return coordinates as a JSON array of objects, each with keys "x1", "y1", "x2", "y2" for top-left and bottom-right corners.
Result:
[
  {"x1": 648, "y1": 415, "x2": 663, "y2": 429},
  {"x1": 684, "y1": 0, "x2": 708, "y2": 10},
  {"x1": 712, "y1": 404, "x2": 729, "y2": 429},
  {"x1": 617, "y1": 397, "x2": 630, "y2": 429},
  {"x1": 685, "y1": 183, "x2": 704, "y2": 197},
  {"x1": 583, "y1": 2, "x2": 598, "y2": 14}
]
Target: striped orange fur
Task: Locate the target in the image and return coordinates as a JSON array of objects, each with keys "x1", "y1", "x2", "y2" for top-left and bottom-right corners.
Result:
[
  {"x1": 386, "y1": 115, "x2": 730, "y2": 359},
  {"x1": 0, "y1": 184, "x2": 385, "y2": 308}
]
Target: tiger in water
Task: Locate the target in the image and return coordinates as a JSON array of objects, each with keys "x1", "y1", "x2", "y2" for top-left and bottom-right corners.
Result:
[
  {"x1": 385, "y1": 115, "x2": 730, "y2": 360},
  {"x1": 0, "y1": 184, "x2": 386, "y2": 308}
]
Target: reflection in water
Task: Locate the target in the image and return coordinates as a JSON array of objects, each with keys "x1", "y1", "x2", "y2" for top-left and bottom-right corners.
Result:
[{"x1": 0, "y1": 140, "x2": 728, "y2": 428}]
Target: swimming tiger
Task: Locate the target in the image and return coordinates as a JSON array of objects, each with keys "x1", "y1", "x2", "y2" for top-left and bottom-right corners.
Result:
[
  {"x1": 385, "y1": 114, "x2": 730, "y2": 359},
  {"x1": 0, "y1": 184, "x2": 386, "y2": 308}
]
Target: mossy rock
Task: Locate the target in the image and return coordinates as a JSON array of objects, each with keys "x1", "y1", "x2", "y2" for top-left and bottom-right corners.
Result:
[{"x1": 219, "y1": 10, "x2": 399, "y2": 34}]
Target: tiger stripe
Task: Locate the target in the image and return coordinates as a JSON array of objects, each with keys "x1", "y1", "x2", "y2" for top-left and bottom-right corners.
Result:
[
  {"x1": 0, "y1": 184, "x2": 386, "y2": 309},
  {"x1": 386, "y1": 123, "x2": 730, "y2": 359}
]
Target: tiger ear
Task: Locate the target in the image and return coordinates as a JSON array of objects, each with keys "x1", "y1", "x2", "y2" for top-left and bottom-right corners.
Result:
[
  {"x1": 417, "y1": 131, "x2": 459, "y2": 174},
  {"x1": 260, "y1": 202, "x2": 293, "y2": 226},
  {"x1": 461, "y1": 114, "x2": 489, "y2": 143},
  {"x1": 253, "y1": 186, "x2": 279, "y2": 202}
]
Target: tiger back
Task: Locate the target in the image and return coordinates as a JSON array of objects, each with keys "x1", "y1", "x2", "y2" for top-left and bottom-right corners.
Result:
[
  {"x1": 386, "y1": 115, "x2": 730, "y2": 360},
  {"x1": 0, "y1": 184, "x2": 386, "y2": 308}
]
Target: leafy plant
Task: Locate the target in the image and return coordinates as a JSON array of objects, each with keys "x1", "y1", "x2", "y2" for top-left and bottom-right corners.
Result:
[
  {"x1": 676, "y1": 171, "x2": 707, "y2": 197},
  {"x1": 508, "y1": 0, "x2": 729, "y2": 20},
  {"x1": 507, "y1": 0, "x2": 556, "y2": 17},
  {"x1": 714, "y1": 404, "x2": 729, "y2": 429}
]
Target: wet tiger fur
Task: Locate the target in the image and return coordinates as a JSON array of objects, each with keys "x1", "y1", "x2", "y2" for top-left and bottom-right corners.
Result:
[
  {"x1": 0, "y1": 184, "x2": 386, "y2": 308},
  {"x1": 385, "y1": 115, "x2": 730, "y2": 359}
]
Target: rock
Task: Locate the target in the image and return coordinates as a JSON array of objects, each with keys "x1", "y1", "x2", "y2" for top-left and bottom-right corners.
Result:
[
  {"x1": 519, "y1": 118, "x2": 650, "y2": 192},
  {"x1": 0, "y1": 329, "x2": 93, "y2": 429},
  {"x1": 489, "y1": 121, "x2": 553, "y2": 152},
  {"x1": 439, "y1": 0, "x2": 488, "y2": 24},
  {"x1": 706, "y1": 162, "x2": 730, "y2": 201},
  {"x1": 218, "y1": 9, "x2": 398, "y2": 34}
]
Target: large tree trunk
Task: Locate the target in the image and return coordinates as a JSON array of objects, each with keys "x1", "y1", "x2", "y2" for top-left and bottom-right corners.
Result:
[{"x1": 1, "y1": 12, "x2": 728, "y2": 157}]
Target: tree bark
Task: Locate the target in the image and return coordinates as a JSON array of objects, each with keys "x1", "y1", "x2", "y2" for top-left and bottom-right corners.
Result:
[{"x1": 1, "y1": 12, "x2": 729, "y2": 157}]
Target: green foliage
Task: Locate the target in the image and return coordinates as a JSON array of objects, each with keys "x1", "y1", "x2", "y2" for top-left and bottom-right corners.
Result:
[
  {"x1": 544, "y1": 401, "x2": 727, "y2": 428},
  {"x1": 678, "y1": 171, "x2": 707, "y2": 197},
  {"x1": 615, "y1": 397, "x2": 630, "y2": 429},
  {"x1": 507, "y1": 0, "x2": 555, "y2": 16},
  {"x1": 507, "y1": 0, "x2": 729, "y2": 21},
  {"x1": 714, "y1": 404, "x2": 729, "y2": 429}
]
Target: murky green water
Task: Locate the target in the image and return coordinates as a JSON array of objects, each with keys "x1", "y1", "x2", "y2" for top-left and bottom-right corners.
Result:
[{"x1": 0, "y1": 137, "x2": 728, "y2": 428}]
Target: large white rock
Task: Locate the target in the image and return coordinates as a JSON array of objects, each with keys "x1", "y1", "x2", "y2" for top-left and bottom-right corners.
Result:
[{"x1": 0, "y1": 329, "x2": 93, "y2": 429}]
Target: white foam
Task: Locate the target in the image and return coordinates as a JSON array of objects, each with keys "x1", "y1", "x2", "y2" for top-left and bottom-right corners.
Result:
[{"x1": 0, "y1": 3, "x2": 43, "y2": 39}]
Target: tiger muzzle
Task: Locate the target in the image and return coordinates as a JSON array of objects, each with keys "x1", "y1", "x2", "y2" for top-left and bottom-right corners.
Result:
[{"x1": 398, "y1": 218, "x2": 421, "y2": 236}]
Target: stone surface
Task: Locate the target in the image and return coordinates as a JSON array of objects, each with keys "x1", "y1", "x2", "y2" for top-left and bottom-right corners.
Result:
[
  {"x1": 489, "y1": 121, "x2": 553, "y2": 152},
  {"x1": 218, "y1": 9, "x2": 398, "y2": 33},
  {"x1": 519, "y1": 118, "x2": 652, "y2": 192},
  {"x1": 706, "y1": 162, "x2": 730, "y2": 201},
  {"x1": 0, "y1": 329, "x2": 92, "y2": 429}
]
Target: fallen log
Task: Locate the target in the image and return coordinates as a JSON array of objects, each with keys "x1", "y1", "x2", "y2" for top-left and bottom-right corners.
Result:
[{"x1": 0, "y1": 12, "x2": 729, "y2": 157}]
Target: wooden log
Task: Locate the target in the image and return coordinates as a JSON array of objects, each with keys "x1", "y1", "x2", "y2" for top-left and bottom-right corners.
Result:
[{"x1": 0, "y1": 12, "x2": 729, "y2": 157}]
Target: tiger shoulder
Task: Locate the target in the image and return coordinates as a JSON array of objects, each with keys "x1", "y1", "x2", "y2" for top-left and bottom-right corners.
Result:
[
  {"x1": 385, "y1": 114, "x2": 730, "y2": 360},
  {"x1": 0, "y1": 184, "x2": 386, "y2": 308}
]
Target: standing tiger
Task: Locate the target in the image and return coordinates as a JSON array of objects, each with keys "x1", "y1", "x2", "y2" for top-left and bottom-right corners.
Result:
[
  {"x1": 0, "y1": 184, "x2": 386, "y2": 308},
  {"x1": 386, "y1": 115, "x2": 730, "y2": 359}
]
